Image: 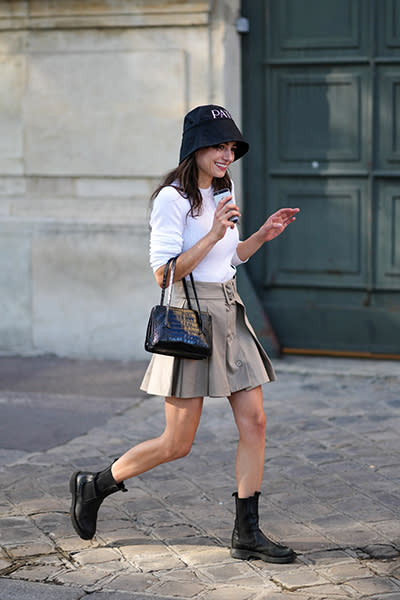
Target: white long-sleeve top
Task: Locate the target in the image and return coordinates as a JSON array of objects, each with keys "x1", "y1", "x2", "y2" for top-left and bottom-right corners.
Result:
[{"x1": 150, "y1": 182, "x2": 245, "y2": 282}]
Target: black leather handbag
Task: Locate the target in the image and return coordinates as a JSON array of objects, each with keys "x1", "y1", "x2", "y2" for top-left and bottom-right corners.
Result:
[{"x1": 145, "y1": 256, "x2": 212, "y2": 360}]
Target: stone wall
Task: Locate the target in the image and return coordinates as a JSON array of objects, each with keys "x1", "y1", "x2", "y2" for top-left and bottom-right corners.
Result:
[{"x1": 0, "y1": 0, "x2": 242, "y2": 358}]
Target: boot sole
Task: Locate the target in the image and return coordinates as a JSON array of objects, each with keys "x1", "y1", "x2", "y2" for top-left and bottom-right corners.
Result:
[
  {"x1": 231, "y1": 547, "x2": 296, "y2": 563},
  {"x1": 69, "y1": 471, "x2": 93, "y2": 540}
]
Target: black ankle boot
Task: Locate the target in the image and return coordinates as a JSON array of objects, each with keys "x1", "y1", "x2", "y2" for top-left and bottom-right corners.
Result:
[
  {"x1": 231, "y1": 492, "x2": 296, "y2": 563},
  {"x1": 69, "y1": 464, "x2": 127, "y2": 540}
]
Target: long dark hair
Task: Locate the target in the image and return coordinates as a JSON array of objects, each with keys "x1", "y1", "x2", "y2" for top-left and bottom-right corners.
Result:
[{"x1": 150, "y1": 153, "x2": 232, "y2": 218}]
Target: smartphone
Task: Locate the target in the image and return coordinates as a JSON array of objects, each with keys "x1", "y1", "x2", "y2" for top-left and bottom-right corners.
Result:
[{"x1": 213, "y1": 188, "x2": 239, "y2": 223}]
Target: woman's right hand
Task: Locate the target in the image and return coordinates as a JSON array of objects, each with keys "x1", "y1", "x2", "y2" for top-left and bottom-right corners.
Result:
[
  {"x1": 210, "y1": 196, "x2": 241, "y2": 240},
  {"x1": 154, "y1": 196, "x2": 241, "y2": 287}
]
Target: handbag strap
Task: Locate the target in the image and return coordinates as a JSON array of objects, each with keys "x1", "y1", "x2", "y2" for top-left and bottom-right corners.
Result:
[
  {"x1": 161, "y1": 256, "x2": 205, "y2": 331},
  {"x1": 160, "y1": 256, "x2": 176, "y2": 306},
  {"x1": 180, "y1": 267, "x2": 205, "y2": 332},
  {"x1": 182, "y1": 273, "x2": 203, "y2": 321},
  {"x1": 165, "y1": 257, "x2": 178, "y2": 308}
]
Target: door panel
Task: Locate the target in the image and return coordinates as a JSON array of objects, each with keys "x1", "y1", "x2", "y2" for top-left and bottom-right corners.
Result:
[
  {"x1": 376, "y1": 67, "x2": 400, "y2": 169},
  {"x1": 267, "y1": 180, "x2": 368, "y2": 288},
  {"x1": 270, "y1": 67, "x2": 369, "y2": 171},
  {"x1": 264, "y1": 288, "x2": 400, "y2": 354},
  {"x1": 376, "y1": 182, "x2": 400, "y2": 289},
  {"x1": 269, "y1": 0, "x2": 369, "y2": 58},
  {"x1": 377, "y1": 0, "x2": 400, "y2": 56}
]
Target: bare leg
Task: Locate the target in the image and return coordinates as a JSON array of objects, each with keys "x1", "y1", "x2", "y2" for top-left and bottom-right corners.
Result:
[
  {"x1": 70, "y1": 396, "x2": 203, "y2": 541},
  {"x1": 229, "y1": 386, "x2": 266, "y2": 497},
  {"x1": 111, "y1": 396, "x2": 204, "y2": 483},
  {"x1": 229, "y1": 386, "x2": 296, "y2": 563}
]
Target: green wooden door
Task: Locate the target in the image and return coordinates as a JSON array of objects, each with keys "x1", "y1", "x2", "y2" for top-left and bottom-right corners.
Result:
[{"x1": 241, "y1": 0, "x2": 400, "y2": 356}]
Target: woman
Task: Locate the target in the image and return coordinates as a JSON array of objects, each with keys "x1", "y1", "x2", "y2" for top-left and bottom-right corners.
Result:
[{"x1": 70, "y1": 105, "x2": 300, "y2": 563}]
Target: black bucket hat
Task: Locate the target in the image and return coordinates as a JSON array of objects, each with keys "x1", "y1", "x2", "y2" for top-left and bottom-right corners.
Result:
[{"x1": 179, "y1": 104, "x2": 249, "y2": 163}]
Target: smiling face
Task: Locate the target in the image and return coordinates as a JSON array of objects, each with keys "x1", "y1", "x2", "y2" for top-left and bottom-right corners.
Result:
[{"x1": 195, "y1": 142, "x2": 237, "y2": 188}]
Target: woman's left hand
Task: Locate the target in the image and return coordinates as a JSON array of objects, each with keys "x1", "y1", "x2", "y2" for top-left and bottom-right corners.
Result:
[{"x1": 257, "y1": 207, "x2": 300, "y2": 242}]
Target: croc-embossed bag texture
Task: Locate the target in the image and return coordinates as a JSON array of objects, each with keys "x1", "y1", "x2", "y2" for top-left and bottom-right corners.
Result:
[{"x1": 145, "y1": 256, "x2": 212, "y2": 360}]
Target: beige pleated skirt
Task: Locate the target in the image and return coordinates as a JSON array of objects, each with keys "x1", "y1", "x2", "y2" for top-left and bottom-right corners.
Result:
[{"x1": 140, "y1": 277, "x2": 276, "y2": 399}]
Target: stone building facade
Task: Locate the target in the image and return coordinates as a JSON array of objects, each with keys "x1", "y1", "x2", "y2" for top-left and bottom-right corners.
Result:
[{"x1": 0, "y1": 1, "x2": 243, "y2": 359}]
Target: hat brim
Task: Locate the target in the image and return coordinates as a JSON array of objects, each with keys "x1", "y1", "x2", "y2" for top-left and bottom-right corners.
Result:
[{"x1": 179, "y1": 119, "x2": 249, "y2": 163}]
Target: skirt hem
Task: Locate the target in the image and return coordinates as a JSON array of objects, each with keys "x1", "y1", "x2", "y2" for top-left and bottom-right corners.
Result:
[{"x1": 140, "y1": 278, "x2": 276, "y2": 399}]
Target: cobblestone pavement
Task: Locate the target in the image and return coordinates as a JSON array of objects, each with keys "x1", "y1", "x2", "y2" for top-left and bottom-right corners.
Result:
[{"x1": 1, "y1": 355, "x2": 400, "y2": 599}]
